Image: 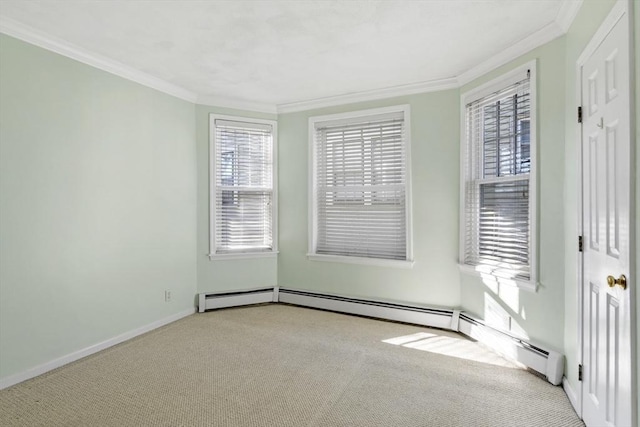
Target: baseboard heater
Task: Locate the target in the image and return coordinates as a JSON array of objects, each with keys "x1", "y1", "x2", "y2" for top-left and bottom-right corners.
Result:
[
  {"x1": 198, "y1": 287, "x2": 276, "y2": 313},
  {"x1": 458, "y1": 313, "x2": 563, "y2": 385},
  {"x1": 197, "y1": 287, "x2": 564, "y2": 385},
  {"x1": 278, "y1": 288, "x2": 456, "y2": 330}
]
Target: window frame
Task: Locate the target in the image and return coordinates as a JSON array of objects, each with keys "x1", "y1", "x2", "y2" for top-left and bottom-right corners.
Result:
[
  {"x1": 209, "y1": 113, "x2": 278, "y2": 260},
  {"x1": 308, "y1": 105, "x2": 414, "y2": 268},
  {"x1": 459, "y1": 61, "x2": 538, "y2": 291}
]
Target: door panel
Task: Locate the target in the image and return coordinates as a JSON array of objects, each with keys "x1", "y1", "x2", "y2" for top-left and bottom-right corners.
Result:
[{"x1": 581, "y1": 7, "x2": 632, "y2": 427}]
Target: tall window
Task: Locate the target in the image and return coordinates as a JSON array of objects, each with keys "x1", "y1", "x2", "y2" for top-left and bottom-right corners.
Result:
[
  {"x1": 209, "y1": 115, "x2": 277, "y2": 258},
  {"x1": 461, "y1": 63, "x2": 537, "y2": 287},
  {"x1": 309, "y1": 106, "x2": 412, "y2": 266}
]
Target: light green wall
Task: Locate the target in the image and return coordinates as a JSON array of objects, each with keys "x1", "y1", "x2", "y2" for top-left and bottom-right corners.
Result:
[
  {"x1": 195, "y1": 105, "x2": 278, "y2": 294},
  {"x1": 459, "y1": 37, "x2": 567, "y2": 353},
  {"x1": 278, "y1": 91, "x2": 461, "y2": 307},
  {"x1": 0, "y1": 35, "x2": 197, "y2": 380}
]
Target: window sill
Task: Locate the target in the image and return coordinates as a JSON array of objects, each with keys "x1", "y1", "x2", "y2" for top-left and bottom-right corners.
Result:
[
  {"x1": 209, "y1": 251, "x2": 279, "y2": 261},
  {"x1": 458, "y1": 263, "x2": 538, "y2": 292},
  {"x1": 307, "y1": 253, "x2": 414, "y2": 269}
]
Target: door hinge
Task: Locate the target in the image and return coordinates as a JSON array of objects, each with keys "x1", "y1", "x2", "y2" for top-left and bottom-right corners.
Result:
[
  {"x1": 578, "y1": 364, "x2": 583, "y2": 381},
  {"x1": 578, "y1": 106, "x2": 583, "y2": 123},
  {"x1": 578, "y1": 235, "x2": 583, "y2": 252}
]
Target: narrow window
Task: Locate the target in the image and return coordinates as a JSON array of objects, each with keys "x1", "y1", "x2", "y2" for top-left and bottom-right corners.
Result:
[
  {"x1": 309, "y1": 106, "x2": 412, "y2": 266},
  {"x1": 209, "y1": 115, "x2": 277, "y2": 258},
  {"x1": 461, "y1": 63, "x2": 537, "y2": 286}
]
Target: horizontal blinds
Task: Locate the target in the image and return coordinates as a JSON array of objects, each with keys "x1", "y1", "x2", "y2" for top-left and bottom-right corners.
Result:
[
  {"x1": 315, "y1": 113, "x2": 407, "y2": 260},
  {"x1": 214, "y1": 119, "x2": 273, "y2": 253},
  {"x1": 463, "y1": 76, "x2": 531, "y2": 279}
]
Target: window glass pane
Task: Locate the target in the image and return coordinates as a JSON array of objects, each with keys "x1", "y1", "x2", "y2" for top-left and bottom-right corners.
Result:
[{"x1": 482, "y1": 92, "x2": 530, "y2": 178}]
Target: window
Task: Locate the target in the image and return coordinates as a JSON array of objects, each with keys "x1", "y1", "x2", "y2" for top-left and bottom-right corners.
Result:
[
  {"x1": 209, "y1": 115, "x2": 277, "y2": 258},
  {"x1": 309, "y1": 106, "x2": 412, "y2": 266},
  {"x1": 460, "y1": 62, "x2": 537, "y2": 289}
]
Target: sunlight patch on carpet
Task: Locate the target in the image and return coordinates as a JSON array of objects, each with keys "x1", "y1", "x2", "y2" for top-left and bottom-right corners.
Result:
[{"x1": 382, "y1": 333, "x2": 524, "y2": 368}]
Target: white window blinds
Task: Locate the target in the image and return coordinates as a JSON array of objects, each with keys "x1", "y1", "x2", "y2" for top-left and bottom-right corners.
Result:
[
  {"x1": 462, "y1": 73, "x2": 533, "y2": 280},
  {"x1": 311, "y1": 108, "x2": 410, "y2": 261},
  {"x1": 211, "y1": 118, "x2": 275, "y2": 255}
]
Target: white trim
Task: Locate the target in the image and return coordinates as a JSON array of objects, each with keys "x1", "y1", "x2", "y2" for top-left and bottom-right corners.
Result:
[
  {"x1": 197, "y1": 94, "x2": 277, "y2": 114},
  {"x1": 457, "y1": 22, "x2": 560, "y2": 87},
  {"x1": 307, "y1": 253, "x2": 414, "y2": 269},
  {"x1": 574, "y1": 16, "x2": 587, "y2": 424},
  {"x1": 0, "y1": 17, "x2": 197, "y2": 103},
  {"x1": 308, "y1": 105, "x2": 413, "y2": 264},
  {"x1": 576, "y1": 0, "x2": 627, "y2": 66},
  {"x1": 563, "y1": 376, "x2": 581, "y2": 417},
  {"x1": 460, "y1": 60, "x2": 536, "y2": 105},
  {"x1": 459, "y1": 61, "x2": 538, "y2": 288},
  {"x1": 277, "y1": 78, "x2": 457, "y2": 114},
  {"x1": 0, "y1": 307, "x2": 195, "y2": 390},
  {"x1": 208, "y1": 251, "x2": 279, "y2": 260},
  {"x1": 458, "y1": 264, "x2": 538, "y2": 292},
  {"x1": 556, "y1": 0, "x2": 585, "y2": 33},
  {"x1": 208, "y1": 114, "x2": 278, "y2": 258}
]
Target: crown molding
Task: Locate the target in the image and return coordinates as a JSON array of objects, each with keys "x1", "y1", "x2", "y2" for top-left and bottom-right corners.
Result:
[
  {"x1": 457, "y1": 21, "x2": 563, "y2": 87},
  {"x1": 556, "y1": 0, "x2": 584, "y2": 33},
  {"x1": 0, "y1": 17, "x2": 198, "y2": 103},
  {"x1": 276, "y1": 77, "x2": 458, "y2": 114},
  {"x1": 197, "y1": 94, "x2": 277, "y2": 114},
  {"x1": 457, "y1": 0, "x2": 583, "y2": 87}
]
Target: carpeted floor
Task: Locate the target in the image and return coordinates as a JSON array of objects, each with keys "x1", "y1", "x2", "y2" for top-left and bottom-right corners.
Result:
[{"x1": 0, "y1": 304, "x2": 584, "y2": 426}]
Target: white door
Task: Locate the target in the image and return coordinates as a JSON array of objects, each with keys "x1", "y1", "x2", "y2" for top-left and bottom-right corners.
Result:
[{"x1": 580, "y1": 5, "x2": 633, "y2": 427}]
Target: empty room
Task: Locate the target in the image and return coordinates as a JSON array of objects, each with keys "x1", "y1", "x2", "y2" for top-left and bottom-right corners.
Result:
[{"x1": 0, "y1": 0, "x2": 638, "y2": 426}]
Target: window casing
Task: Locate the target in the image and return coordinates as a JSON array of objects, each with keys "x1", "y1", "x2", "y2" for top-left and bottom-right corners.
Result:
[
  {"x1": 209, "y1": 115, "x2": 277, "y2": 259},
  {"x1": 309, "y1": 105, "x2": 413, "y2": 267},
  {"x1": 460, "y1": 62, "x2": 537, "y2": 289}
]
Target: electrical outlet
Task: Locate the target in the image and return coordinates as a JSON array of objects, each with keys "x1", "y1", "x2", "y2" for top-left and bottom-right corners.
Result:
[{"x1": 164, "y1": 290, "x2": 172, "y2": 302}]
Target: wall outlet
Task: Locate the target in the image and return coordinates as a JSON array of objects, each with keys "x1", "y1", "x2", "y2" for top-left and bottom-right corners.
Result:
[{"x1": 164, "y1": 290, "x2": 172, "y2": 302}]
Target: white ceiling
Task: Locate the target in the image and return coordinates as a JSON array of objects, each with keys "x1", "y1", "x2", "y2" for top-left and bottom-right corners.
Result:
[{"x1": 0, "y1": 0, "x2": 580, "y2": 112}]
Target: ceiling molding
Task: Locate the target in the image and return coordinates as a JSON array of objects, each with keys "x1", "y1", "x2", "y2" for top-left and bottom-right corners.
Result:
[
  {"x1": 555, "y1": 0, "x2": 584, "y2": 33},
  {"x1": 456, "y1": 21, "x2": 564, "y2": 87},
  {"x1": 196, "y1": 95, "x2": 277, "y2": 114},
  {"x1": 0, "y1": 16, "x2": 198, "y2": 103},
  {"x1": 457, "y1": 0, "x2": 583, "y2": 87},
  {"x1": 276, "y1": 78, "x2": 459, "y2": 114}
]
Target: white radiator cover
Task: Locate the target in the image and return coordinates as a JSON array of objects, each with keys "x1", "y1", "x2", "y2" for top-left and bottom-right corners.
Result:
[
  {"x1": 197, "y1": 287, "x2": 564, "y2": 385},
  {"x1": 198, "y1": 288, "x2": 275, "y2": 312}
]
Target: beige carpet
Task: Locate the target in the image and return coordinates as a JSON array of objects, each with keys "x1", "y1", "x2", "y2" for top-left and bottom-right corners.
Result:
[{"x1": 0, "y1": 304, "x2": 583, "y2": 426}]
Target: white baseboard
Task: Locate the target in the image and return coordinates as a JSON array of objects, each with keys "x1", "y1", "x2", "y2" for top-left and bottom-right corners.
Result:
[
  {"x1": 0, "y1": 307, "x2": 195, "y2": 390},
  {"x1": 563, "y1": 376, "x2": 581, "y2": 417}
]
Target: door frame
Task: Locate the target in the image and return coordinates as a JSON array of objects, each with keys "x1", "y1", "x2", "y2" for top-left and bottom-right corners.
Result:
[{"x1": 575, "y1": 0, "x2": 636, "y2": 423}]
